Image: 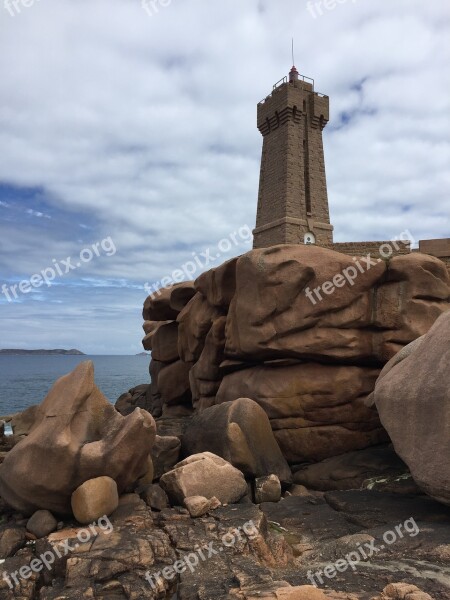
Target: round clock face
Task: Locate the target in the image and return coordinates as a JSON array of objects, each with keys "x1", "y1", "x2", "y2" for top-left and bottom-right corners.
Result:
[{"x1": 304, "y1": 232, "x2": 316, "y2": 245}]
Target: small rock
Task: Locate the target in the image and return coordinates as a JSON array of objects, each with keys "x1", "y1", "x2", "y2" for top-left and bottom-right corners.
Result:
[
  {"x1": 371, "y1": 583, "x2": 434, "y2": 600},
  {"x1": 274, "y1": 586, "x2": 328, "y2": 599},
  {"x1": 255, "y1": 474, "x2": 281, "y2": 503},
  {"x1": 71, "y1": 476, "x2": 119, "y2": 524},
  {"x1": 0, "y1": 526, "x2": 25, "y2": 558},
  {"x1": 26, "y1": 509, "x2": 58, "y2": 538},
  {"x1": 184, "y1": 495, "x2": 221, "y2": 518},
  {"x1": 140, "y1": 484, "x2": 169, "y2": 511}
]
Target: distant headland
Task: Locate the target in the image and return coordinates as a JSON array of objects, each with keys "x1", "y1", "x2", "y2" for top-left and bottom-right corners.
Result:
[{"x1": 0, "y1": 349, "x2": 85, "y2": 355}]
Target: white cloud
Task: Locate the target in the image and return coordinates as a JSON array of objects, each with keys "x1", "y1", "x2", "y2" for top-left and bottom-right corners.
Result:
[{"x1": 0, "y1": 0, "x2": 449, "y2": 354}]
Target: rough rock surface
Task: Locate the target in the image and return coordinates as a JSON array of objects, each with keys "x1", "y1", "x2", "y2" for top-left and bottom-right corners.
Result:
[
  {"x1": 143, "y1": 246, "x2": 449, "y2": 467},
  {"x1": 184, "y1": 495, "x2": 221, "y2": 518},
  {"x1": 11, "y1": 405, "x2": 39, "y2": 437},
  {"x1": 136, "y1": 454, "x2": 155, "y2": 486},
  {"x1": 0, "y1": 362, "x2": 156, "y2": 515},
  {"x1": 293, "y1": 445, "x2": 409, "y2": 492},
  {"x1": 374, "y1": 310, "x2": 450, "y2": 505},
  {"x1": 150, "y1": 320, "x2": 180, "y2": 362},
  {"x1": 0, "y1": 525, "x2": 26, "y2": 559},
  {"x1": 160, "y1": 452, "x2": 248, "y2": 505},
  {"x1": 151, "y1": 434, "x2": 181, "y2": 480},
  {"x1": 215, "y1": 363, "x2": 385, "y2": 463},
  {"x1": 223, "y1": 248, "x2": 448, "y2": 364},
  {"x1": 139, "y1": 483, "x2": 170, "y2": 511},
  {"x1": 1, "y1": 486, "x2": 449, "y2": 599},
  {"x1": 115, "y1": 383, "x2": 152, "y2": 416},
  {"x1": 158, "y1": 359, "x2": 192, "y2": 406},
  {"x1": 372, "y1": 583, "x2": 434, "y2": 600},
  {"x1": 143, "y1": 281, "x2": 196, "y2": 321},
  {"x1": 182, "y1": 398, "x2": 292, "y2": 482}
]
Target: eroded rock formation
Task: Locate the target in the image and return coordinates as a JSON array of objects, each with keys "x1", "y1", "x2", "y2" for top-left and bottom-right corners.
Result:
[
  {"x1": 142, "y1": 245, "x2": 450, "y2": 467},
  {"x1": 0, "y1": 362, "x2": 156, "y2": 515}
]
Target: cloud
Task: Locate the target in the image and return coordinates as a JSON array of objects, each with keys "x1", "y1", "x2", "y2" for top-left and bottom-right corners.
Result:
[
  {"x1": 26, "y1": 208, "x2": 51, "y2": 218},
  {"x1": 0, "y1": 0, "x2": 449, "y2": 355}
]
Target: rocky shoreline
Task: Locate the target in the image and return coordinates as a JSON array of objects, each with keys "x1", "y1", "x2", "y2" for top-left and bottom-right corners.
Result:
[
  {"x1": 1, "y1": 428, "x2": 449, "y2": 599},
  {"x1": 0, "y1": 244, "x2": 449, "y2": 599}
]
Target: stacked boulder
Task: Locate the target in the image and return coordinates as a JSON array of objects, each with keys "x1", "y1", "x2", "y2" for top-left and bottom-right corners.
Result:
[
  {"x1": 143, "y1": 245, "x2": 450, "y2": 467},
  {"x1": 142, "y1": 282, "x2": 197, "y2": 416}
]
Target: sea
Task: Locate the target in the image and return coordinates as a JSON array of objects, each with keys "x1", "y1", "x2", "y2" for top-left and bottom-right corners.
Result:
[{"x1": 0, "y1": 355, "x2": 151, "y2": 416}]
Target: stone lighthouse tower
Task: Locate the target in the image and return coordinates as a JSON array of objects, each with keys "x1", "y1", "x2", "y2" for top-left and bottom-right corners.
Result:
[{"x1": 253, "y1": 66, "x2": 333, "y2": 249}]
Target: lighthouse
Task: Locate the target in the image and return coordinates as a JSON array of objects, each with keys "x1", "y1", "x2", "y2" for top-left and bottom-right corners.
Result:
[{"x1": 253, "y1": 65, "x2": 333, "y2": 249}]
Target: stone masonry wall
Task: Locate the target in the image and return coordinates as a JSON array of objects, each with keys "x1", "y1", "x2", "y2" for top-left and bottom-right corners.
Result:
[
  {"x1": 331, "y1": 241, "x2": 411, "y2": 258},
  {"x1": 253, "y1": 78, "x2": 333, "y2": 249}
]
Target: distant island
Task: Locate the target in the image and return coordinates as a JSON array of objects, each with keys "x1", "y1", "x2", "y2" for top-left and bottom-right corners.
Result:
[
  {"x1": 0, "y1": 349, "x2": 85, "y2": 356},
  {"x1": 136, "y1": 352, "x2": 150, "y2": 356}
]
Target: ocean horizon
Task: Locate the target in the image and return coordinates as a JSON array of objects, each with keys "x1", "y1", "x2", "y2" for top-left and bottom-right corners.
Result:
[{"x1": 0, "y1": 355, "x2": 151, "y2": 416}]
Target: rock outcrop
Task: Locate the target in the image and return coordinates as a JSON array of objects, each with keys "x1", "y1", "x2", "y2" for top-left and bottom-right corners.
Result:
[
  {"x1": 0, "y1": 362, "x2": 156, "y2": 515},
  {"x1": 292, "y1": 444, "x2": 410, "y2": 492},
  {"x1": 215, "y1": 362, "x2": 384, "y2": 463},
  {"x1": 373, "y1": 310, "x2": 450, "y2": 505},
  {"x1": 115, "y1": 383, "x2": 152, "y2": 416},
  {"x1": 143, "y1": 246, "x2": 450, "y2": 467},
  {"x1": 151, "y1": 434, "x2": 181, "y2": 479}
]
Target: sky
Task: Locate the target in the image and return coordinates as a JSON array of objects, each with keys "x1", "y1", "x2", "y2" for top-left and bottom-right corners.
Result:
[{"x1": 0, "y1": 0, "x2": 449, "y2": 354}]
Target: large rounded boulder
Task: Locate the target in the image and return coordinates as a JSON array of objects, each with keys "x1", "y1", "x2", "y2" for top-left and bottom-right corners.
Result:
[
  {"x1": 373, "y1": 310, "x2": 450, "y2": 505},
  {"x1": 160, "y1": 452, "x2": 247, "y2": 505},
  {"x1": 182, "y1": 398, "x2": 292, "y2": 483}
]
